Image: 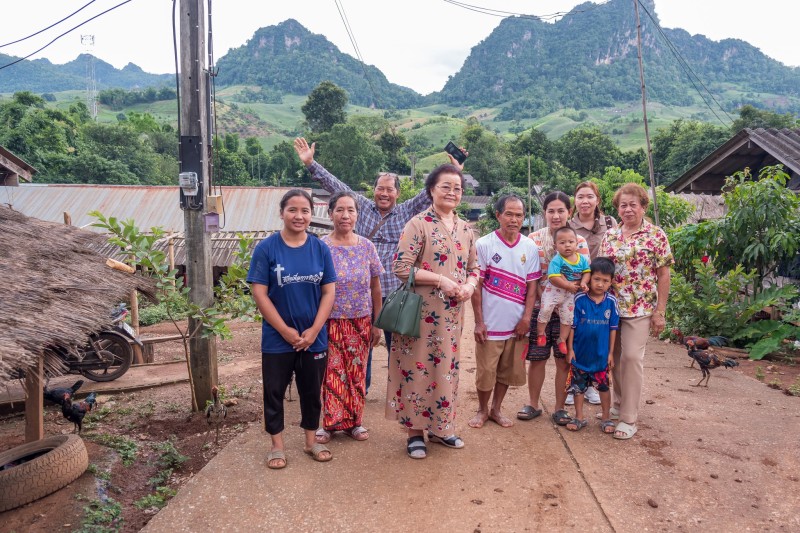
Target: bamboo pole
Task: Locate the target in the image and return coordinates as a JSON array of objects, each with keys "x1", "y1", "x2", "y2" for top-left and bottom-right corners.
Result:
[{"x1": 24, "y1": 356, "x2": 44, "y2": 442}]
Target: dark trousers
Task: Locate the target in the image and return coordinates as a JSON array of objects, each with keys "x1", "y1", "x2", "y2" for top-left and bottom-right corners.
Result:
[
  {"x1": 261, "y1": 350, "x2": 327, "y2": 435},
  {"x1": 366, "y1": 295, "x2": 392, "y2": 394}
]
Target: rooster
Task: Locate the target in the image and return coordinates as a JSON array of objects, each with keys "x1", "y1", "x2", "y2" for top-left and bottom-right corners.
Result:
[
  {"x1": 672, "y1": 329, "x2": 729, "y2": 368},
  {"x1": 687, "y1": 348, "x2": 739, "y2": 387},
  {"x1": 62, "y1": 392, "x2": 97, "y2": 433},
  {"x1": 205, "y1": 386, "x2": 227, "y2": 444},
  {"x1": 43, "y1": 379, "x2": 84, "y2": 407}
]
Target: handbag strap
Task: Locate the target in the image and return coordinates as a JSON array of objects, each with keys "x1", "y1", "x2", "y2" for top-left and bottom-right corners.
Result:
[
  {"x1": 407, "y1": 266, "x2": 416, "y2": 290},
  {"x1": 367, "y1": 214, "x2": 390, "y2": 240}
]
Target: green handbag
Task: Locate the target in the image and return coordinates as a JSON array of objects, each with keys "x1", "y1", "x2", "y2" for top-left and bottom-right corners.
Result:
[{"x1": 374, "y1": 266, "x2": 423, "y2": 338}]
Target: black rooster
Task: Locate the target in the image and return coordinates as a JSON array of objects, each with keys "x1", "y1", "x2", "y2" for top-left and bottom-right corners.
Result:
[
  {"x1": 43, "y1": 379, "x2": 84, "y2": 406},
  {"x1": 687, "y1": 348, "x2": 739, "y2": 387},
  {"x1": 62, "y1": 392, "x2": 97, "y2": 433}
]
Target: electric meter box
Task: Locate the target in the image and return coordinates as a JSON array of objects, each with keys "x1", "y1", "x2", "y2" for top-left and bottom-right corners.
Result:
[{"x1": 179, "y1": 172, "x2": 199, "y2": 196}]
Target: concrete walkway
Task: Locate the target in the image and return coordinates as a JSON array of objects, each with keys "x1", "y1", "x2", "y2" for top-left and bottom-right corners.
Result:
[{"x1": 143, "y1": 310, "x2": 800, "y2": 532}]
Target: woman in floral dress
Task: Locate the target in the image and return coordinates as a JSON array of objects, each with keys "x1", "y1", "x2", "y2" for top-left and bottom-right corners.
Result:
[
  {"x1": 600, "y1": 183, "x2": 673, "y2": 440},
  {"x1": 316, "y1": 192, "x2": 383, "y2": 444},
  {"x1": 387, "y1": 164, "x2": 479, "y2": 459}
]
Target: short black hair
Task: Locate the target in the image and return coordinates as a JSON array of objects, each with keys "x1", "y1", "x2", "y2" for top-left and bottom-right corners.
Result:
[
  {"x1": 328, "y1": 191, "x2": 359, "y2": 213},
  {"x1": 494, "y1": 194, "x2": 524, "y2": 214},
  {"x1": 424, "y1": 164, "x2": 464, "y2": 200},
  {"x1": 375, "y1": 172, "x2": 401, "y2": 191},
  {"x1": 590, "y1": 257, "x2": 616, "y2": 277},
  {"x1": 554, "y1": 226, "x2": 576, "y2": 239}
]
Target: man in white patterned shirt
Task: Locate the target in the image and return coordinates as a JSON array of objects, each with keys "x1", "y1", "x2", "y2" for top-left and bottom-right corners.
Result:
[
  {"x1": 294, "y1": 137, "x2": 466, "y2": 392},
  {"x1": 470, "y1": 194, "x2": 541, "y2": 428}
]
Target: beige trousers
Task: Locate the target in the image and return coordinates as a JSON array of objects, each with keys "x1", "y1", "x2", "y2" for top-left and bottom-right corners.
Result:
[{"x1": 612, "y1": 315, "x2": 651, "y2": 425}]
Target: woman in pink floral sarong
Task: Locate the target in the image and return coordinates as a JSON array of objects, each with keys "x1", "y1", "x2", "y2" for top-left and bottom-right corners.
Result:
[{"x1": 386, "y1": 163, "x2": 479, "y2": 459}]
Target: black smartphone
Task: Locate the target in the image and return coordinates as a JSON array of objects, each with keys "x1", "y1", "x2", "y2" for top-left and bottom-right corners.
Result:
[{"x1": 444, "y1": 141, "x2": 468, "y2": 164}]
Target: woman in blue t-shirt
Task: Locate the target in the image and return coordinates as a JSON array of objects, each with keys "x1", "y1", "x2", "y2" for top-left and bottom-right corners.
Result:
[{"x1": 247, "y1": 189, "x2": 336, "y2": 469}]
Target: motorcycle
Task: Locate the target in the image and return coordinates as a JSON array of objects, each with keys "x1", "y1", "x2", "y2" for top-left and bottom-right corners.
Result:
[{"x1": 55, "y1": 303, "x2": 142, "y2": 382}]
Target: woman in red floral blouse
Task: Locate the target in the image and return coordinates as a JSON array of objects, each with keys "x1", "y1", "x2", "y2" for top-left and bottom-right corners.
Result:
[{"x1": 600, "y1": 183, "x2": 673, "y2": 440}]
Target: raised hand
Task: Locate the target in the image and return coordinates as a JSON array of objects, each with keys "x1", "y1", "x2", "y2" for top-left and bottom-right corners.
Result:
[
  {"x1": 445, "y1": 146, "x2": 469, "y2": 171},
  {"x1": 293, "y1": 137, "x2": 316, "y2": 166}
]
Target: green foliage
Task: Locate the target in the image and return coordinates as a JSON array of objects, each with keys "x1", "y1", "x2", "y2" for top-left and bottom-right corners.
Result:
[
  {"x1": 215, "y1": 234, "x2": 259, "y2": 319},
  {"x1": 734, "y1": 320, "x2": 800, "y2": 360},
  {"x1": 731, "y1": 105, "x2": 799, "y2": 132},
  {"x1": 134, "y1": 487, "x2": 177, "y2": 510},
  {"x1": 377, "y1": 128, "x2": 411, "y2": 174},
  {"x1": 666, "y1": 260, "x2": 798, "y2": 341},
  {"x1": 670, "y1": 166, "x2": 800, "y2": 289},
  {"x1": 138, "y1": 299, "x2": 190, "y2": 327},
  {"x1": 98, "y1": 86, "x2": 176, "y2": 110},
  {"x1": 234, "y1": 86, "x2": 283, "y2": 104},
  {"x1": 459, "y1": 121, "x2": 510, "y2": 194},
  {"x1": 152, "y1": 438, "x2": 189, "y2": 469},
  {"x1": 590, "y1": 167, "x2": 693, "y2": 228},
  {"x1": 313, "y1": 123, "x2": 385, "y2": 187},
  {"x1": 554, "y1": 127, "x2": 620, "y2": 178},
  {"x1": 651, "y1": 120, "x2": 730, "y2": 185},
  {"x1": 76, "y1": 497, "x2": 123, "y2": 533},
  {"x1": 88, "y1": 434, "x2": 138, "y2": 466},
  {"x1": 301, "y1": 81, "x2": 348, "y2": 133}
]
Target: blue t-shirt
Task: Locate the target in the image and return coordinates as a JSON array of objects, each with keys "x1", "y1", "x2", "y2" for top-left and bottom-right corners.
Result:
[
  {"x1": 246, "y1": 233, "x2": 336, "y2": 354},
  {"x1": 571, "y1": 292, "x2": 620, "y2": 372},
  {"x1": 548, "y1": 253, "x2": 590, "y2": 282}
]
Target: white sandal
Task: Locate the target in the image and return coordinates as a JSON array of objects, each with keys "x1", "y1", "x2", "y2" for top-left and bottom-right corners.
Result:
[
  {"x1": 613, "y1": 421, "x2": 637, "y2": 440},
  {"x1": 315, "y1": 428, "x2": 332, "y2": 444}
]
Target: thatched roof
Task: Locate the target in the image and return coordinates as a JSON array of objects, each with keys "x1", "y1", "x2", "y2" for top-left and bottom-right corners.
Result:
[{"x1": 0, "y1": 205, "x2": 156, "y2": 380}]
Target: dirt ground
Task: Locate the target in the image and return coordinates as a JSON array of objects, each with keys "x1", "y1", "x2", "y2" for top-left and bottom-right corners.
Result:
[{"x1": 2, "y1": 315, "x2": 799, "y2": 532}]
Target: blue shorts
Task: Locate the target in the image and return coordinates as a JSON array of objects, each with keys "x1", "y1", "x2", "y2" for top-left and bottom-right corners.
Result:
[{"x1": 566, "y1": 364, "x2": 610, "y2": 394}]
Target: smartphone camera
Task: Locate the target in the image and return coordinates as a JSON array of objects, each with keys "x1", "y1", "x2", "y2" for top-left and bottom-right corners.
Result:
[{"x1": 444, "y1": 141, "x2": 467, "y2": 165}]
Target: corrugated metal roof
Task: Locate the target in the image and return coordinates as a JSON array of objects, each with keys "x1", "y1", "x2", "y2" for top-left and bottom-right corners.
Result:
[
  {"x1": 666, "y1": 128, "x2": 800, "y2": 194},
  {"x1": 0, "y1": 184, "x2": 327, "y2": 233}
]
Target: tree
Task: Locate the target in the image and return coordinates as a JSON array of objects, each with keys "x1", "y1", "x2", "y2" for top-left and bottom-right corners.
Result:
[
  {"x1": 459, "y1": 122, "x2": 510, "y2": 194},
  {"x1": 376, "y1": 128, "x2": 411, "y2": 174},
  {"x1": 510, "y1": 128, "x2": 554, "y2": 162},
  {"x1": 265, "y1": 140, "x2": 305, "y2": 187},
  {"x1": 301, "y1": 81, "x2": 348, "y2": 134},
  {"x1": 591, "y1": 167, "x2": 693, "y2": 228},
  {"x1": 731, "y1": 104, "x2": 798, "y2": 132},
  {"x1": 313, "y1": 124, "x2": 385, "y2": 187},
  {"x1": 651, "y1": 120, "x2": 729, "y2": 185},
  {"x1": 554, "y1": 127, "x2": 620, "y2": 177}
]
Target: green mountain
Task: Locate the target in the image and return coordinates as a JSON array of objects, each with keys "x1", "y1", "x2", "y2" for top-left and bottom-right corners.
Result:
[
  {"x1": 214, "y1": 19, "x2": 422, "y2": 109},
  {"x1": 434, "y1": 0, "x2": 800, "y2": 117},
  {"x1": 0, "y1": 53, "x2": 173, "y2": 93}
]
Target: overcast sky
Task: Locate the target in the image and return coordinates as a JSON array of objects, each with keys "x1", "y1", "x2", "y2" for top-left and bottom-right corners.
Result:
[{"x1": 2, "y1": 0, "x2": 799, "y2": 95}]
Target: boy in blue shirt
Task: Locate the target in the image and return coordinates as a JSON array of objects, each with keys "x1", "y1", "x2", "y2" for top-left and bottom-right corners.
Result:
[{"x1": 565, "y1": 257, "x2": 619, "y2": 432}]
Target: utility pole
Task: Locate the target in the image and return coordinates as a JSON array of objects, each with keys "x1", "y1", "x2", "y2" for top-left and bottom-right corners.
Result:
[
  {"x1": 527, "y1": 154, "x2": 532, "y2": 234},
  {"x1": 179, "y1": 0, "x2": 217, "y2": 411},
  {"x1": 633, "y1": 0, "x2": 660, "y2": 226}
]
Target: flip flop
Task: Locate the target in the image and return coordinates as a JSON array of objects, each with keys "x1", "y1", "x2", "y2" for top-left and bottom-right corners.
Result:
[
  {"x1": 305, "y1": 443, "x2": 333, "y2": 462},
  {"x1": 517, "y1": 405, "x2": 542, "y2": 420},
  {"x1": 613, "y1": 421, "x2": 637, "y2": 440},
  {"x1": 600, "y1": 420, "x2": 616, "y2": 434},
  {"x1": 266, "y1": 450, "x2": 286, "y2": 469},
  {"x1": 565, "y1": 418, "x2": 587, "y2": 431},
  {"x1": 552, "y1": 409, "x2": 571, "y2": 426},
  {"x1": 427, "y1": 433, "x2": 465, "y2": 449}
]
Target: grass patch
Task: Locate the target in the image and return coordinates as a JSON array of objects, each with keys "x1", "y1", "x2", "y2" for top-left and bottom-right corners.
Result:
[
  {"x1": 87, "y1": 463, "x2": 112, "y2": 481},
  {"x1": 134, "y1": 487, "x2": 176, "y2": 510},
  {"x1": 89, "y1": 434, "x2": 138, "y2": 466},
  {"x1": 75, "y1": 496, "x2": 123, "y2": 533}
]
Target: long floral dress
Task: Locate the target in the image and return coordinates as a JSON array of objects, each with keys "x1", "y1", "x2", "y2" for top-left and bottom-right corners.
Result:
[{"x1": 385, "y1": 209, "x2": 478, "y2": 434}]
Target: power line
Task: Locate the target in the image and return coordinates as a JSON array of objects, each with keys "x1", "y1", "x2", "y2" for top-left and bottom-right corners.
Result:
[
  {"x1": 333, "y1": 0, "x2": 381, "y2": 108},
  {"x1": 0, "y1": 0, "x2": 98, "y2": 49},
  {"x1": 442, "y1": 0, "x2": 610, "y2": 21},
  {"x1": 636, "y1": 0, "x2": 734, "y2": 126},
  {"x1": 0, "y1": 0, "x2": 133, "y2": 72}
]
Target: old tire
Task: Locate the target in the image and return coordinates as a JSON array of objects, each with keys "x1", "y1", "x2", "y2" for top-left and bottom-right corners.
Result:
[{"x1": 0, "y1": 435, "x2": 88, "y2": 512}]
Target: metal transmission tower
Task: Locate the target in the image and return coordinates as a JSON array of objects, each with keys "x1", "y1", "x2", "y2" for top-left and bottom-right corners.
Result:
[{"x1": 81, "y1": 35, "x2": 98, "y2": 119}]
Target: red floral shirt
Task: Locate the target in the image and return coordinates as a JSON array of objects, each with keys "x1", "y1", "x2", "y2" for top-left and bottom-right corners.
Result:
[{"x1": 600, "y1": 220, "x2": 674, "y2": 318}]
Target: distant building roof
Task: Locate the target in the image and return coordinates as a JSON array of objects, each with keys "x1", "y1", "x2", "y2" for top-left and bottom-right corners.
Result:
[
  {"x1": 0, "y1": 146, "x2": 36, "y2": 186},
  {"x1": 666, "y1": 128, "x2": 800, "y2": 194},
  {"x1": 0, "y1": 184, "x2": 329, "y2": 233}
]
